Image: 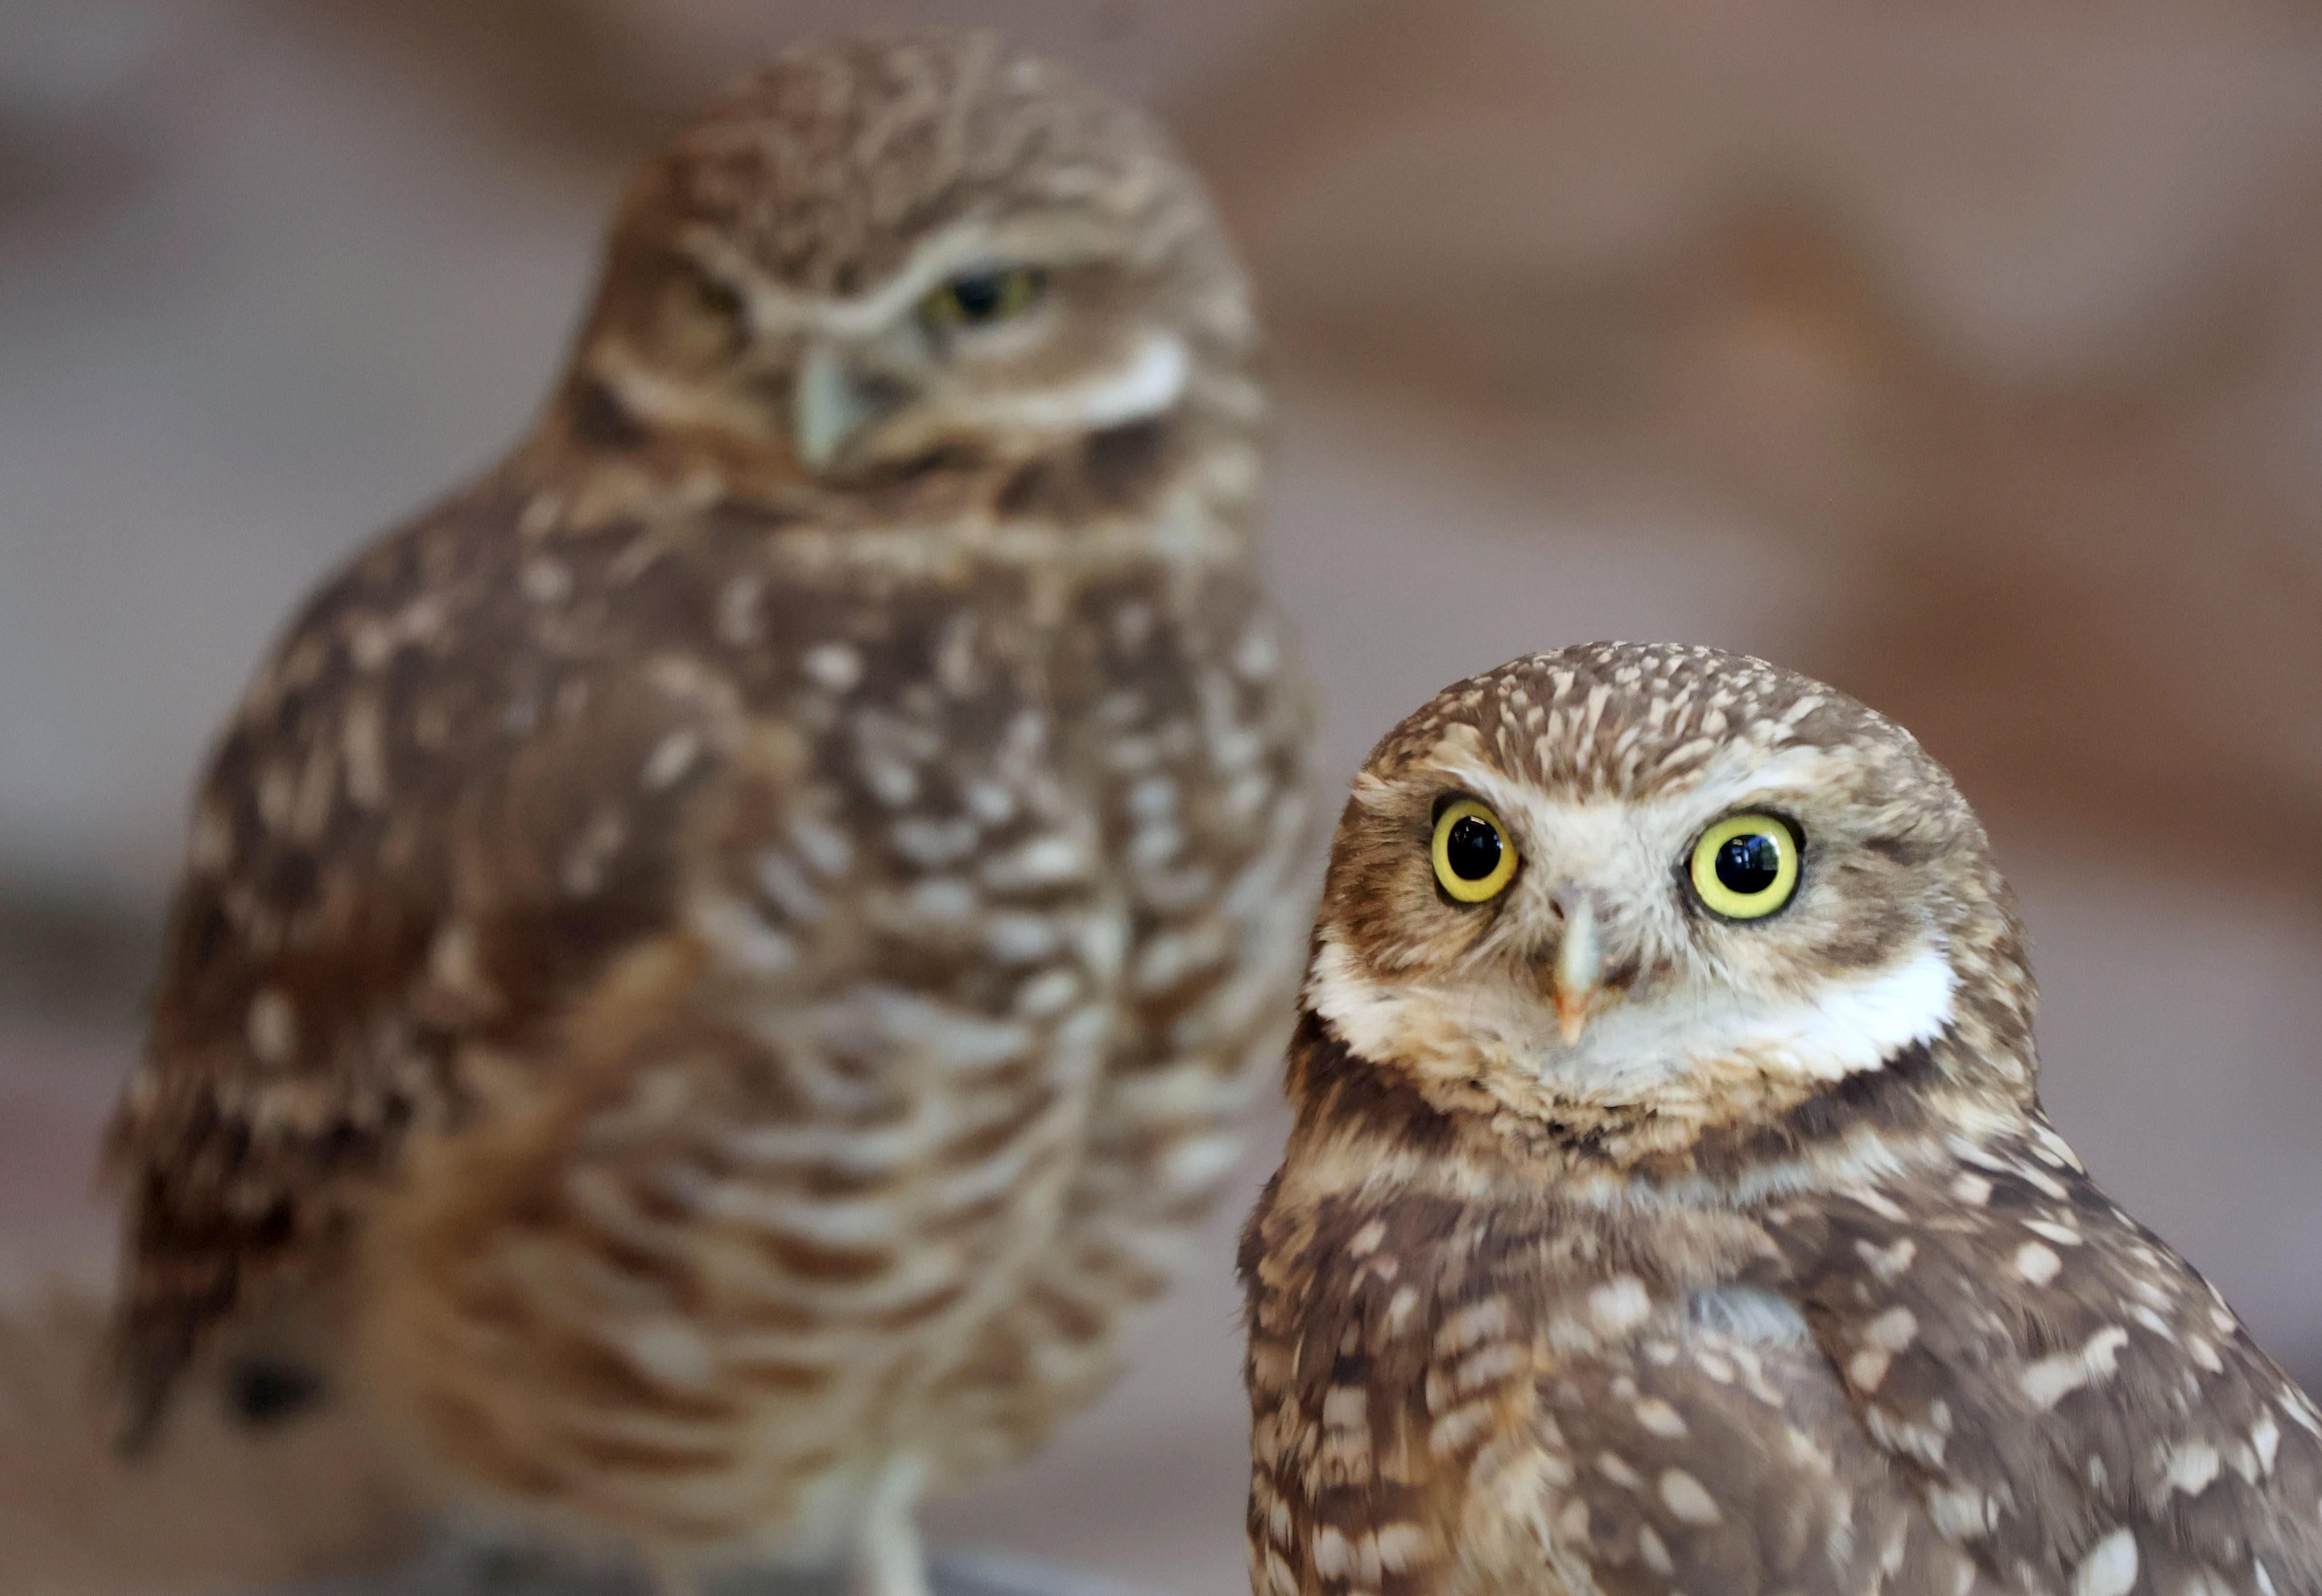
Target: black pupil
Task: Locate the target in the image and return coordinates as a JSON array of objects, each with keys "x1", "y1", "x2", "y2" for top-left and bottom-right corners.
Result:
[
  {"x1": 1444, "y1": 815, "x2": 1502, "y2": 881},
  {"x1": 1714, "y1": 832, "x2": 1783, "y2": 895},
  {"x1": 948, "y1": 272, "x2": 1012, "y2": 320},
  {"x1": 699, "y1": 278, "x2": 739, "y2": 318}
]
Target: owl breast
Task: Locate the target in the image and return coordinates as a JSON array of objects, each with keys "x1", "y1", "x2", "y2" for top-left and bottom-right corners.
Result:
[{"x1": 354, "y1": 506, "x2": 1307, "y2": 1555}]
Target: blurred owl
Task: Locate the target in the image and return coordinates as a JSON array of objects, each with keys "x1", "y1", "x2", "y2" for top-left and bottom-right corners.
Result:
[
  {"x1": 106, "y1": 32, "x2": 1315, "y2": 1595},
  {"x1": 1244, "y1": 643, "x2": 2322, "y2": 1596}
]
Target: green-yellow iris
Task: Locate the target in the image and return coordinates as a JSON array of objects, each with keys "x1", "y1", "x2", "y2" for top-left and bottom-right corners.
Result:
[{"x1": 920, "y1": 265, "x2": 1046, "y2": 329}]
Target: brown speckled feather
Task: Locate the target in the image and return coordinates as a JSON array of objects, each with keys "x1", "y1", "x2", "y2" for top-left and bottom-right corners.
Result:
[
  {"x1": 1246, "y1": 646, "x2": 2322, "y2": 1596},
  {"x1": 1767, "y1": 1136, "x2": 2322, "y2": 1594},
  {"x1": 108, "y1": 31, "x2": 1314, "y2": 1581}
]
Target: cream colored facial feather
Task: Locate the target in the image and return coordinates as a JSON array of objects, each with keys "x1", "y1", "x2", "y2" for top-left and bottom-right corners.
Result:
[{"x1": 1313, "y1": 736, "x2": 1956, "y2": 1114}]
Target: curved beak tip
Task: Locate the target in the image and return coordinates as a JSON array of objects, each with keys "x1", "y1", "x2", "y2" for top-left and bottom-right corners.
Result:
[
  {"x1": 1556, "y1": 996, "x2": 1591, "y2": 1045},
  {"x1": 1551, "y1": 888, "x2": 1604, "y2": 1046},
  {"x1": 794, "y1": 350, "x2": 886, "y2": 471}
]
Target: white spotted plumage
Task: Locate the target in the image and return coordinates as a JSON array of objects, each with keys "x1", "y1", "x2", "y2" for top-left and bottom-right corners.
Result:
[
  {"x1": 106, "y1": 32, "x2": 1315, "y2": 1596},
  {"x1": 1244, "y1": 643, "x2": 2322, "y2": 1596}
]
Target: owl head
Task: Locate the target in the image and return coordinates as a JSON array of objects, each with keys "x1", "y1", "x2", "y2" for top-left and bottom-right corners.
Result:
[
  {"x1": 1305, "y1": 644, "x2": 2041, "y2": 1171},
  {"x1": 559, "y1": 31, "x2": 1253, "y2": 482}
]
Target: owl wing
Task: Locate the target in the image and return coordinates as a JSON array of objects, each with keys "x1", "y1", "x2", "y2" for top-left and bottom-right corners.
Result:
[
  {"x1": 1072, "y1": 562, "x2": 1316, "y2": 1229},
  {"x1": 1764, "y1": 1126, "x2": 2322, "y2": 1596},
  {"x1": 956, "y1": 561, "x2": 1317, "y2": 1432},
  {"x1": 107, "y1": 476, "x2": 792, "y2": 1437}
]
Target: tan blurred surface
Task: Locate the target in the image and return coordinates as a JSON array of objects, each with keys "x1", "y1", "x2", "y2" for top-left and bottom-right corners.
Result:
[{"x1": 3, "y1": 2, "x2": 2320, "y2": 1593}]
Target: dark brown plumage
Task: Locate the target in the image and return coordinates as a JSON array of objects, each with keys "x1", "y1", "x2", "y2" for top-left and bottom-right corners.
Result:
[
  {"x1": 1245, "y1": 643, "x2": 2322, "y2": 1596},
  {"x1": 105, "y1": 32, "x2": 1313, "y2": 1594}
]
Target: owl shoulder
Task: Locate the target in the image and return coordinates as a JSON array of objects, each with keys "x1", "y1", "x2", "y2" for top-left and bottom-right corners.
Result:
[{"x1": 1766, "y1": 1127, "x2": 2322, "y2": 1590}]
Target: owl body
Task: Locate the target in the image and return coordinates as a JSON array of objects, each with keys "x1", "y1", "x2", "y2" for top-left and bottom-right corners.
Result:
[
  {"x1": 331, "y1": 448, "x2": 1304, "y2": 1558},
  {"x1": 1245, "y1": 644, "x2": 2322, "y2": 1596},
  {"x1": 109, "y1": 34, "x2": 1313, "y2": 1589}
]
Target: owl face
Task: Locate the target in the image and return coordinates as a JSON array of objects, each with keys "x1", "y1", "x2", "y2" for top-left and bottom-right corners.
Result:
[
  {"x1": 588, "y1": 212, "x2": 1195, "y2": 474},
  {"x1": 566, "y1": 34, "x2": 1244, "y2": 479},
  {"x1": 1309, "y1": 644, "x2": 2025, "y2": 1134}
]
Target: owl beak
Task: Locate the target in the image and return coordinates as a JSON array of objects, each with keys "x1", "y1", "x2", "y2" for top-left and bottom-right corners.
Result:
[
  {"x1": 794, "y1": 345, "x2": 905, "y2": 471},
  {"x1": 1552, "y1": 888, "x2": 1603, "y2": 1044}
]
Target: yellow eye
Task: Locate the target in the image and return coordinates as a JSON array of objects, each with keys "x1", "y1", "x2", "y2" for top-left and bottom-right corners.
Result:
[
  {"x1": 1689, "y1": 814, "x2": 1800, "y2": 920},
  {"x1": 920, "y1": 265, "x2": 1047, "y2": 329},
  {"x1": 1431, "y1": 798, "x2": 1518, "y2": 904}
]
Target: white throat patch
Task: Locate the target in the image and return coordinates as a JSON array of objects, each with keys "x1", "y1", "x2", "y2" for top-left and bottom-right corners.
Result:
[{"x1": 1307, "y1": 935, "x2": 1956, "y2": 1107}]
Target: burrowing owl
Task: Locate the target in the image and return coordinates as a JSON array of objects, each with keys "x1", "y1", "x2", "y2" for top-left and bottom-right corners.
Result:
[
  {"x1": 1243, "y1": 643, "x2": 2322, "y2": 1596},
  {"x1": 106, "y1": 32, "x2": 1315, "y2": 1594}
]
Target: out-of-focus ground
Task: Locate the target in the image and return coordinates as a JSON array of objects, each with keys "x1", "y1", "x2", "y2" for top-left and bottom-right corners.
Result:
[{"x1": 3, "y1": 2, "x2": 2320, "y2": 1593}]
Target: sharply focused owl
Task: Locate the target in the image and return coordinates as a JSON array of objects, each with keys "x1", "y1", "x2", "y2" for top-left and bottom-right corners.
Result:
[
  {"x1": 1243, "y1": 643, "x2": 2322, "y2": 1596},
  {"x1": 105, "y1": 32, "x2": 1315, "y2": 1594}
]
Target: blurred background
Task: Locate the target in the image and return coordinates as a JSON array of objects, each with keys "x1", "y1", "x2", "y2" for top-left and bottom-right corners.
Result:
[{"x1": 3, "y1": 0, "x2": 2321, "y2": 1591}]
